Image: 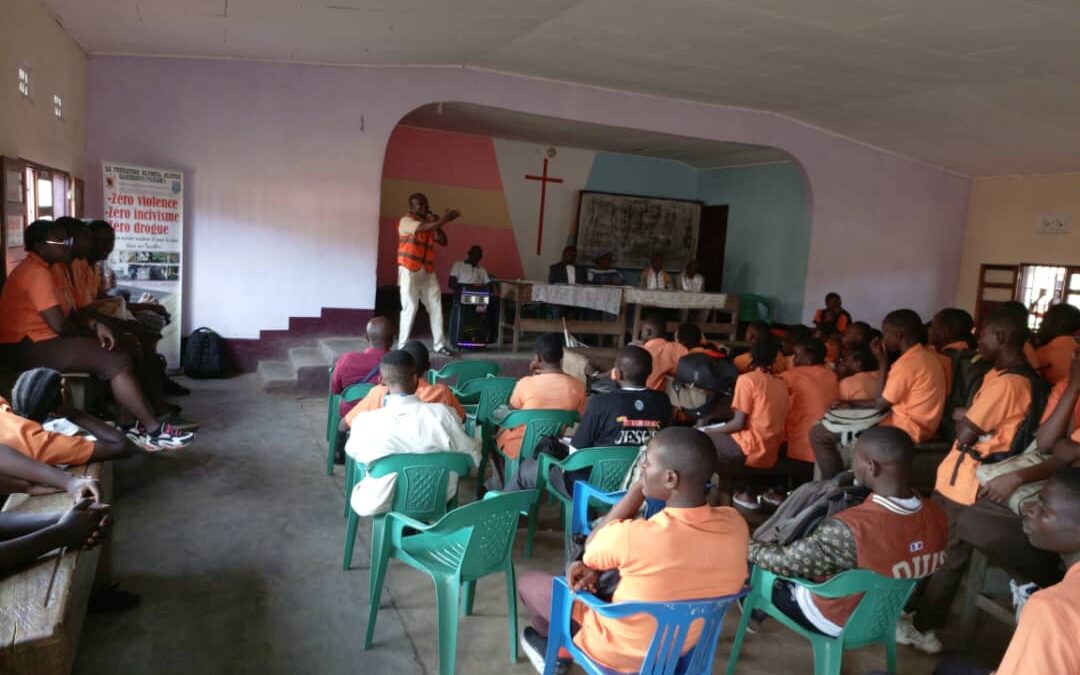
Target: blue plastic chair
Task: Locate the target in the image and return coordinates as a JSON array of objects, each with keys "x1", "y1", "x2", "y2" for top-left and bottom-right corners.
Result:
[
  {"x1": 726, "y1": 566, "x2": 918, "y2": 675},
  {"x1": 544, "y1": 575, "x2": 748, "y2": 675},
  {"x1": 570, "y1": 482, "x2": 666, "y2": 540}
]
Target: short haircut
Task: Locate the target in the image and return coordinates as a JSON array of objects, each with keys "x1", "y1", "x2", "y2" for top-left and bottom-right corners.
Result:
[
  {"x1": 11, "y1": 368, "x2": 62, "y2": 423},
  {"x1": 747, "y1": 321, "x2": 771, "y2": 339},
  {"x1": 379, "y1": 350, "x2": 416, "y2": 387},
  {"x1": 408, "y1": 192, "x2": 427, "y2": 203},
  {"x1": 54, "y1": 216, "x2": 86, "y2": 237},
  {"x1": 750, "y1": 333, "x2": 781, "y2": 369},
  {"x1": 534, "y1": 332, "x2": 564, "y2": 364},
  {"x1": 795, "y1": 338, "x2": 827, "y2": 365},
  {"x1": 785, "y1": 325, "x2": 813, "y2": 342},
  {"x1": 826, "y1": 292, "x2": 841, "y2": 302},
  {"x1": 1041, "y1": 304, "x2": 1080, "y2": 339},
  {"x1": 1053, "y1": 467, "x2": 1080, "y2": 509},
  {"x1": 615, "y1": 345, "x2": 652, "y2": 385},
  {"x1": 856, "y1": 426, "x2": 915, "y2": 466},
  {"x1": 563, "y1": 245, "x2": 576, "y2": 253},
  {"x1": 24, "y1": 219, "x2": 62, "y2": 252},
  {"x1": 883, "y1": 309, "x2": 926, "y2": 342},
  {"x1": 847, "y1": 321, "x2": 872, "y2": 339},
  {"x1": 676, "y1": 322, "x2": 702, "y2": 347},
  {"x1": 848, "y1": 348, "x2": 877, "y2": 372},
  {"x1": 935, "y1": 308, "x2": 975, "y2": 342},
  {"x1": 642, "y1": 316, "x2": 665, "y2": 334},
  {"x1": 401, "y1": 340, "x2": 431, "y2": 372},
  {"x1": 985, "y1": 306, "x2": 1031, "y2": 349},
  {"x1": 88, "y1": 219, "x2": 114, "y2": 233},
  {"x1": 651, "y1": 427, "x2": 716, "y2": 487}
]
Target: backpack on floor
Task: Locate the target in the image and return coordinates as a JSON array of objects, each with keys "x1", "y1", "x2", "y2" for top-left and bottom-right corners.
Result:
[
  {"x1": 184, "y1": 327, "x2": 230, "y2": 379},
  {"x1": 752, "y1": 471, "x2": 870, "y2": 546}
]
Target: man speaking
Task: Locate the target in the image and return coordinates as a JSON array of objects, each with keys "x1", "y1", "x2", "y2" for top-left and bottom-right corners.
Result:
[{"x1": 396, "y1": 193, "x2": 460, "y2": 356}]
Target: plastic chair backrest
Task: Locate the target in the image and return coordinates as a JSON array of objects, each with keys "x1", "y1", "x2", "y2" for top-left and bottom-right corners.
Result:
[
  {"x1": 550, "y1": 576, "x2": 747, "y2": 675},
  {"x1": 429, "y1": 361, "x2": 500, "y2": 386},
  {"x1": 423, "y1": 490, "x2": 535, "y2": 581},
  {"x1": 503, "y1": 409, "x2": 580, "y2": 461},
  {"x1": 571, "y1": 482, "x2": 666, "y2": 538},
  {"x1": 804, "y1": 568, "x2": 918, "y2": 648},
  {"x1": 366, "y1": 453, "x2": 474, "y2": 522},
  {"x1": 471, "y1": 377, "x2": 519, "y2": 426},
  {"x1": 342, "y1": 382, "x2": 376, "y2": 403},
  {"x1": 560, "y1": 446, "x2": 641, "y2": 494}
]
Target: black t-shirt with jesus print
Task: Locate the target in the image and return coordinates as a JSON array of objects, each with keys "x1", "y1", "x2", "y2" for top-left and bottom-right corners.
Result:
[{"x1": 571, "y1": 387, "x2": 673, "y2": 450}]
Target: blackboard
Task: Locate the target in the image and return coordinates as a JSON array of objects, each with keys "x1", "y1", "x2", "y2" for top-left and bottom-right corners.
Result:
[{"x1": 575, "y1": 191, "x2": 702, "y2": 270}]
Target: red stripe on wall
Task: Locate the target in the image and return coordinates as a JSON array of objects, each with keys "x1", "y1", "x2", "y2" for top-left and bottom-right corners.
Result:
[
  {"x1": 377, "y1": 217, "x2": 523, "y2": 286},
  {"x1": 382, "y1": 126, "x2": 505, "y2": 191}
]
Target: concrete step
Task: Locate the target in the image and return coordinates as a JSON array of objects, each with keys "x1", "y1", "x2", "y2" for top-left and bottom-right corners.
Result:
[
  {"x1": 287, "y1": 346, "x2": 332, "y2": 393},
  {"x1": 317, "y1": 337, "x2": 365, "y2": 367},
  {"x1": 256, "y1": 360, "x2": 298, "y2": 392}
]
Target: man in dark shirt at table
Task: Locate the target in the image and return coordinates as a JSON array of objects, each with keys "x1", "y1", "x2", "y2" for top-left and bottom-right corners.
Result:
[{"x1": 548, "y1": 245, "x2": 584, "y2": 320}]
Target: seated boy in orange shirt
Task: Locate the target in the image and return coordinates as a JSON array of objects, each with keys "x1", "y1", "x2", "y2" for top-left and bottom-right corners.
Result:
[
  {"x1": 516, "y1": 427, "x2": 749, "y2": 674},
  {"x1": 496, "y1": 333, "x2": 586, "y2": 471},
  {"x1": 734, "y1": 321, "x2": 787, "y2": 375},
  {"x1": 836, "y1": 348, "x2": 879, "y2": 402},
  {"x1": 928, "y1": 307, "x2": 976, "y2": 396},
  {"x1": 810, "y1": 309, "x2": 946, "y2": 480},
  {"x1": 633, "y1": 317, "x2": 688, "y2": 391},
  {"x1": 703, "y1": 335, "x2": 790, "y2": 510},
  {"x1": 340, "y1": 340, "x2": 465, "y2": 431},
  {"x1": 780, "y1": 338, "x2": 839, "y2": 465},
  {"x1": 1034, "y1": 304, "x2": 1080, "y2": 426},
  {"x1": 899, "y1": 307, "x2": 1037, "y2": 653}
]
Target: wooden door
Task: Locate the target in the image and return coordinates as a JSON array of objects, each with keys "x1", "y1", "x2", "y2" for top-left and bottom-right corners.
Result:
[
  {"x1": 974, "y1": 264, "x2": 1019, "y2": 327},
  {"x1": 696, "y1": 204, "x2": 728, "y2": 293}
]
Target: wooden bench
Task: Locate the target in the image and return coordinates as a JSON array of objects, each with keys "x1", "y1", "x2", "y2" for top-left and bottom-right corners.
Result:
[{"x1": 0, "y1": 462, "x2": 113, "y2": 675}]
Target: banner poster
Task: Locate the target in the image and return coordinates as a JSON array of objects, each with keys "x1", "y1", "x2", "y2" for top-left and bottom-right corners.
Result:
[{"x1": 102, "y1": 162, "x2": 184, "y2": 368}]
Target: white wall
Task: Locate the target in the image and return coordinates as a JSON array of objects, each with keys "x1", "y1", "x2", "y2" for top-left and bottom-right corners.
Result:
[
  {"x1": 0, "y1": 0, "x2": 85, "y2": 176},
  {"x1": 84, "y1": 56, "x2": 971, "y2": 337}
]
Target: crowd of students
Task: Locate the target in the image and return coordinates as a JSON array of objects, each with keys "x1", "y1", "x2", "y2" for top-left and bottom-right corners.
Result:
[
  {"x1": 329, "y1": 289, "x2": 1080, "y2": 674},
  {"x1": 0, "y1": 217, "x2": 196, "y2": 601}
]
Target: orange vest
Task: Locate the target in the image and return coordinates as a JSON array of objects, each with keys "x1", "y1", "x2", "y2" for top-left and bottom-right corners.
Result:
[{"x1": 397, "y1": 225, "x2": 436, "y2": 273}]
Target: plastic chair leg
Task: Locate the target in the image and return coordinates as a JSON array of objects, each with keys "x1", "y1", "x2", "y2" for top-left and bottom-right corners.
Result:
[
  {"x1": 343, "y1": 509, "x2": 359, "y2": 570},
  {"x1": 885, "y1": 634, "x2": 898, "y2": 674},
  {"x1": 462, "y1": 580, "x2": 476, "y2": 616},
  {"x1": 328, "y1": 425, "x2": 341, "y2": 477},
  {"x1": 811, "y1": 638, "x2": 843, "y2": 675},
  {"x1": 343, "y1": 458, "x2": 355, "y2": 518},
  {"x1": 434, "y1": 576, "x2": 462, "y2": 675},
  {"x1": 368, "y1": 517, "x2": 387, "y2": 597},
  {"x1": 524, "y1": 502, "x2": 540, "y2": 559},
  {"x1": 476, "y1": 446, "x2": 490, "y2": 500},
  {"x1": 725, "y1": 591, "x2": 758, "y2": 675},
  {"x1": 364, "y1": 537, "x2": 391, "y2": 649},
  {"x1": 505, "y1": 563, "x2": 519, "y2": 663}
]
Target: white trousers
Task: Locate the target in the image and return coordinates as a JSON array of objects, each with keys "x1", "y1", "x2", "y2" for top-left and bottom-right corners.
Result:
[{"x1": 398, "y1": 266, "x2": 447, "y2": 350}]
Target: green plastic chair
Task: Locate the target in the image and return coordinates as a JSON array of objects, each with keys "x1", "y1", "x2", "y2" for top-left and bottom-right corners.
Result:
[
  {"x1": 365, "y1": 490, "x2": 537, "y2": 675},
  {"x1": 727, "y1": 566, "x2": 919, "y2": 675},
  {"x1": 493, "y1": 409, "x2": 580, "y2": 491},
  {"x1": 464, "y1": 377, "x2": 518, "y2": 495},
  {"x1": 326, "y1": 382, "x2": 377, "y2": 475},
  {"x1": 524, "y1": 446, "x2": 640, "y2": 558},
  {"x1": 343, "y1": 452, "x2": 474, "y2": 575},
  {"x1": 427, "y1": 360, "x2": 500, "y2": 388},
  {"x1": 451, "y1": 373, "x2": 498, "y2": 407}
]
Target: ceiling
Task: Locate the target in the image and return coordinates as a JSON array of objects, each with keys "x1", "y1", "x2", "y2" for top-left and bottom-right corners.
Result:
[
  {"x1": 43, "y1": 0, "x2": 1080, "y2": 175},
  {"x1": 401, "y1": 102, "x2": 793, "y2": 169}
]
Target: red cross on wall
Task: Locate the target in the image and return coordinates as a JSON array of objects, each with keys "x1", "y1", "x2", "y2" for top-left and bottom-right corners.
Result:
[{"x1": 524, "y1": 158, "x2": 564, "y2": 256}]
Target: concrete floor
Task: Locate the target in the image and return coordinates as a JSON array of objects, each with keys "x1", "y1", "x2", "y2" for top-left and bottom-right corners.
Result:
[{"x1": 73, "y1": 375, "x2": 1010, "y2": 675}]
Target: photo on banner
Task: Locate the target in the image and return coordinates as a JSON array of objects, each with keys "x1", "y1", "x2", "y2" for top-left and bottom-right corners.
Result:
[{"x1": 102, "y1": 162, "x2": 184, "y2": 368}]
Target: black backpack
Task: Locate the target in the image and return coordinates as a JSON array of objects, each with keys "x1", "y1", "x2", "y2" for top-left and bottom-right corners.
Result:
[
  {"x1": 938, "y1": 349, "x2": 992, "y2": 443},
  {"x1": 988, "y1": 365, "x2": 1052, "y2": 462},
  {"x1": 753, "y1": 471, "x2": 870, "y2": 545},
  {"x1": 184, "y1": 327, "x2": 230, "y2": 379}
]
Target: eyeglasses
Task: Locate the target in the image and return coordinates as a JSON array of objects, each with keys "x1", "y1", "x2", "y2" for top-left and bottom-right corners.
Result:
[{"x1": 43, "y1": 237, "x2": 74, "y2": 248}]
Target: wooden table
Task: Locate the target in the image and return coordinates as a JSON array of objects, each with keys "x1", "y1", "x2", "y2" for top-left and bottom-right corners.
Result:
[
  {"x1": 494, "y1": 281, "x2": 741, "y2": 352},
  {"x1": 0, "y1": 462, "x2": 113, "y2": 675},
  {"x1": 494, "y1": 280, "x2": 627, "y2": 352},
  {"x1": 624, "y1": 288, "x2": 740, "y2": 343}
]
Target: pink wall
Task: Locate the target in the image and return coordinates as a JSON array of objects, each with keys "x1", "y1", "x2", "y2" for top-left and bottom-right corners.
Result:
[{"x1": 85, "y1": 56, "x2": 970, "y2": 338}]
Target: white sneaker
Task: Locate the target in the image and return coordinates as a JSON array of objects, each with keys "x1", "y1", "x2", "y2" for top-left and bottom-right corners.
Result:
[
  {"x1": 1009, "y1": 579, "x2": 1038, "y2": 622},
  {"x1": 895, "y1": 615, "x2": 943, "y2": 654}
]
